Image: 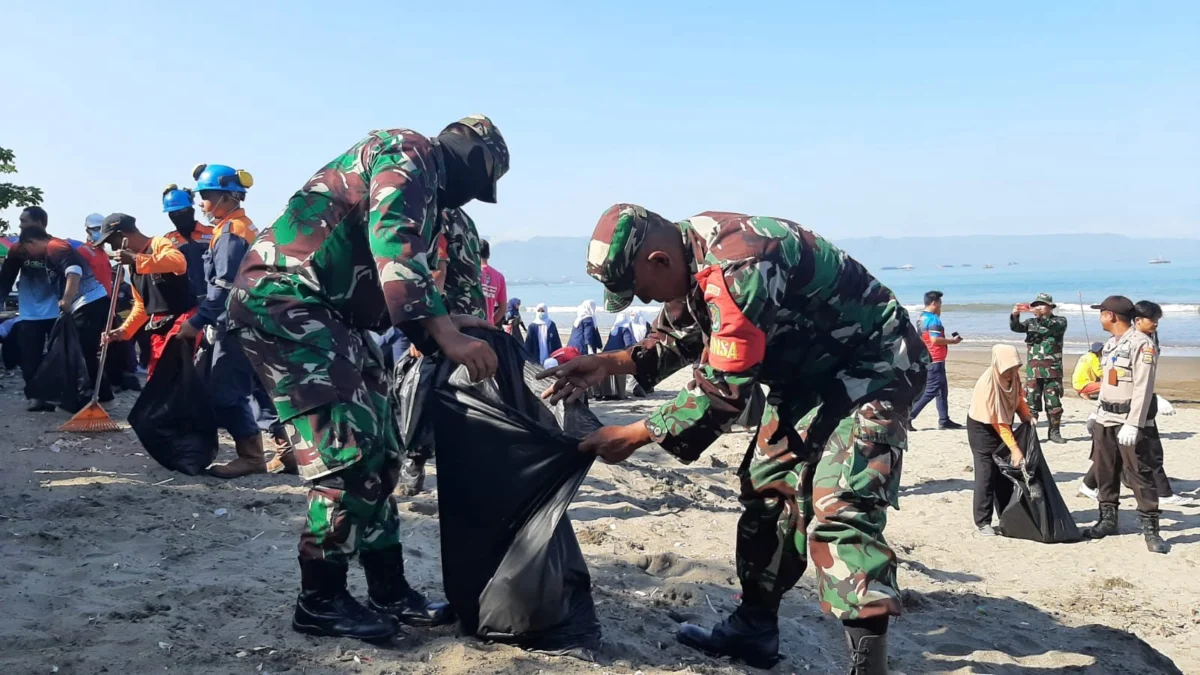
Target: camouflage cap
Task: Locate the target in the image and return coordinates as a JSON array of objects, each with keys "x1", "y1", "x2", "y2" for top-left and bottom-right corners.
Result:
[
  {"x1": 443, "y1": 114, "x2": 509, "y2": 203},
  {"x1": 1030, "y1": 292, "x2": 1056, "y2": 307},
  {"x1": 586, "y1": 203, "x2": 673, "y2": 312}
]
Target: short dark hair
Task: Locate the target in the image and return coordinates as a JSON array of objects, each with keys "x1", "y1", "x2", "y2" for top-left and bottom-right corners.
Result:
[
  {"x1": 18, "y1": 225, "x2": 50, "y2": 243},
  {"x1": 923, "y1": 290, "x2": 944, "y2": 306},
  {"x1": 1134, "y1": 300, "x2": 1163, "y2": 322},
  {"x1": 21, "y1": 206, "x2": 48, "y2": 225},
  {"x1": 480, "y1": 240, "x2": 490, "y2": 260}
]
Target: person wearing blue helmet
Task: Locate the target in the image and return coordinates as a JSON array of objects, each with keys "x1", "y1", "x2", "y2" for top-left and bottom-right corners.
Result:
[
  {"x1": 176, "y1": 163, "x2": 272, "y2": 478},
  {"x1": 161, "y1": 185, "x2": 213, "y2": 305}
]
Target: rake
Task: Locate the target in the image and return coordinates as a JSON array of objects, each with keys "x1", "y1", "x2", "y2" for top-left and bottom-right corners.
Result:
[{"x1": 61, "y1": 264, "x2": 125, "y2": 433}]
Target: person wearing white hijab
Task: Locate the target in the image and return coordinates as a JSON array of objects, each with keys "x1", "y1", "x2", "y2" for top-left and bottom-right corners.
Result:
[
  {"x1": 629, "y1": 309, "x2": 649, "y2": 343},
  {"x1": 568, "y1": 299, "x2": 603, "y2": 354},
  {"x1": 524, "y1": 302, "x2": 562, "y2": 364},
  {"x1": 604, "y1": 311, "x2": 635, "y2": 351}
]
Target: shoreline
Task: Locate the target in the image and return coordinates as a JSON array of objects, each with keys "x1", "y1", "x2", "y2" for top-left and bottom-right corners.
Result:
[{"x1": 944, "y1": 349, "x2": 1200, "y2": 405}]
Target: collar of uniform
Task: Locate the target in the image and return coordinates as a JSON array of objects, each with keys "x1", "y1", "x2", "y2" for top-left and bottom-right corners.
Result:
[
  {"x1": 679, "y1": 221, "x2": 707, "y2": 278},
  {"x1": 214, "y1": 208, "x2": 247, "y2": 230}
]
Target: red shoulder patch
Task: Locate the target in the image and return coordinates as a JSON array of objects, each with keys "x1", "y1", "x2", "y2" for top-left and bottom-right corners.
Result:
[{"x1": 696, "y1": 265, "x2": 766, "y2": 372}]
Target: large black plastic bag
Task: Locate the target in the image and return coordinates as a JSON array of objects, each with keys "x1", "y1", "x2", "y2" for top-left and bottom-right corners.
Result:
[
  {"x1": 28, "y1": 317, "x2": 92, "y2": 413},
  {"x1": 994, "y1": 424, "x2": 1081, "y2": 543},
  {"x1": 129, "y1": 338, "x2": 218, "y2": 475},
  {"x1": 407, "y1": 328, "x2": 602, "y2": 653}
]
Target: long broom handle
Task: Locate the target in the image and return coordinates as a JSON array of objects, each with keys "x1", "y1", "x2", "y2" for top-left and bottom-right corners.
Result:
[
  {"x1": 91, "y1": 263, "x2": 125, "y2": 403},
  {"x1": 1077, "y1": 291, "x2": 1091, "y2": 345}
]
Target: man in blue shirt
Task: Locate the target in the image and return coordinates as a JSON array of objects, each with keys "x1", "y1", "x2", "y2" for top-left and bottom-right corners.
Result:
[
  {"x1": 910, "y1": 290, "x2": 963, "y2": 430},
  {"x1": 0, "y1": 207, "x2": 70, "y2": 410}
]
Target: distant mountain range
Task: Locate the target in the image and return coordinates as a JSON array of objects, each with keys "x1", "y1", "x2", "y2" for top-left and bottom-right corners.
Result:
[{"x1": 488, "y1": 234, "x2": 1200, "y2": 284}]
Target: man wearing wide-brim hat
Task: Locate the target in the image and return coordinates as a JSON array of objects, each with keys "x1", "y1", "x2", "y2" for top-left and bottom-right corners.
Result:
[{"x1": 1010, "y1": 292, "x2": 1069, "y2": 443}]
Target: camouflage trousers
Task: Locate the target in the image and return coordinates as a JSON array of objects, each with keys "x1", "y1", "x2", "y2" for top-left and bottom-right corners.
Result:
[
  {"x1": 1024, "y1": 376, "x2": 1064, "y2": 422},
  {"x1": 736, "y1": 399, "x2": 906, "y2": 621},
  {"x1": 238, "y1": 327, "x2": 402, "y2": 564}
]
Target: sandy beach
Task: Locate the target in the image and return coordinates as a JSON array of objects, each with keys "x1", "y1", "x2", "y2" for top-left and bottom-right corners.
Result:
[{"x1": 1, "y1": 361, "x2": 1197, "y2": 674}]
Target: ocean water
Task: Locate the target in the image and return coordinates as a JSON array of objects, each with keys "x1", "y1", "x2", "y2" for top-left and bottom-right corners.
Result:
[{"x1": 509, "y1": 260, "x2": 1200, "y2": 355}]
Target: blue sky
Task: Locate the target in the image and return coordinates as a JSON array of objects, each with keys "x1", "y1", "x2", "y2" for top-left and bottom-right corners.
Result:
[{"x1": 2, "y1": 2, "x2": 1197, "y2": 243}]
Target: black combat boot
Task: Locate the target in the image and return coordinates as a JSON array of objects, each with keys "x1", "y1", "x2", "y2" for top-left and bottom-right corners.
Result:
[
  {"x1": 677, "y1": 603, "x2": 780, "y2": 669},
  {"x1": 1047, "y1": 416, "x2": 1065, "y2": 444},
  {"x1": 1140, "y1": 514, "x2": 1169, "y2": 554},
  {"x1": 293, "y1": 558, "x2": 399, "y2": 641},
  {"x1": 844, "y1": 617, "x2": 889, "y2": 675},
  {"x1": 1082, "y1": 504, "x2": 1119, "y2": 539},
  {"x1": 361, "y1": 547, "x2": 453, "y2": 627},
  {"x1": 396, "y1": 456, "x2": 426, "y2": 496}
]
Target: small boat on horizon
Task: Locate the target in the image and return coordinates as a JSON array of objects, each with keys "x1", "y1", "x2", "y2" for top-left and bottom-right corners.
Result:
[
  {"x1": 982, "y1": 264, "x2": 994, "y2": 269},
  {"x1": 900, "y1": 264, "x2": 915, "y2": 271},
  {"x1": 1149, "y1": 256, "x2": 1171, "y2": 265}
]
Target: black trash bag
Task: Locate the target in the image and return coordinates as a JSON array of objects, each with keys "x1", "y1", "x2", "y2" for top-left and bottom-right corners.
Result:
[
  {"x1": 28, "y1": 316, "x2": 92, "y2": 413},
  {"x1": 393, "y1": 351, "x2": 436, "y2": 461},
  {"x1": 411, "y1": 328, "x2": 601, "y2": 653},
  {"x1": 128, "y1": 338, "x2": 219, "y2": 475},
  {"x1": 735, "y1": 385, "x2": 766, "y2": 429},
  {"x1": 994, "y1": 424, "x2": 1081, "y2": 543}
]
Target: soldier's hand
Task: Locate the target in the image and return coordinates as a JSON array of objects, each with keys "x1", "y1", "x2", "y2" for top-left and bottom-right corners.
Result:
[
  {"x1": 1012, "y1": 305, "x2": 1022, "y2": 314},
  {"x1": 538, "y1": 355, "x2": 609, "y2": 405},
  {"x1": 579, "y1": 422, "x2": 653, "y2": 464},
  {"x1": 439, "y1": 331, "x2": 498, "y2": 382}
]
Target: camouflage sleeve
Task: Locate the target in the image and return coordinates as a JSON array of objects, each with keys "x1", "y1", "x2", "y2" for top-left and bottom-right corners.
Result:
[
  {"x1": 628, "y1": 299, "x2": 706, "y2": 389},
  {"x1": 1009, "y1": 312, "x2": 1026, "y2": 334},
  {"x1": 367, "y1": 138, "x2": 447, "y2": 326},
  {"x1": 644, "y1": 259, "x2": 778, "y2": 463},
  {"x1": 440, "y1": 208, "x2": 486, "y2": 319}
]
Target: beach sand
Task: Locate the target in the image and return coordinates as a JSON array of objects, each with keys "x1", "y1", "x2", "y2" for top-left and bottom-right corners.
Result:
[{"x1": 0, "y1": 364, "x2": 1196, "y2": 674}]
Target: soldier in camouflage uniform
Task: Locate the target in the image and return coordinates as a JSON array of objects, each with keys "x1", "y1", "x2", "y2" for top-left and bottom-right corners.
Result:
[
  {"x1": 1009, "y1": 293, "x2": 1068, "y2": 443},
  {"x1": 540, "y1": 205, "x2": 928, "y2": 674},
  {"x1": 395, "y1": 203, "x2": 488, "y2": 495},
  {"x1": 229, "y1": 115, "x2": 509, "y2": 641}
]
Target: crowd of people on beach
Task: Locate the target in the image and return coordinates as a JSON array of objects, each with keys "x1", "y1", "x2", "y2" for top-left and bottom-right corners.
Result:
[
  {"x1": 905, "y1": 287, "x2": 1193, "y2": 551},
  {"x1": 2, "y1": 114, "x2": 1194, "y2": 675}
]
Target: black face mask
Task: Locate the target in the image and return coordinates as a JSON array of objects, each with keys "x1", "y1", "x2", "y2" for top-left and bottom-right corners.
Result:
[
  {"x1": 170, "y1": 209, "x2": 197, "y2": 238},
  {"x1": 437, "y1": 131, "x2": 492, "y2": 210}
]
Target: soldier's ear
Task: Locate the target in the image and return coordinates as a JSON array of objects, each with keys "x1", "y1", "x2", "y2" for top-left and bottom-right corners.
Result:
[{"x1": 646, "y1": 250, "x2": 673, "y2": 268}]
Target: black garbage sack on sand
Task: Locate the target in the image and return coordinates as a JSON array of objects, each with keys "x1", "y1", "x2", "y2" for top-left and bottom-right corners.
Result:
[
  {"x1": 28, "y1": 316, "x2": 93, "y2": 413},
  {"x1": 129, "y1": 338, "x2": 219, "y2": 475},
  {"x1": 398, "y1": 328, "x2": 602, "y2": 653},
  {"x1": 994, "y1": 423, "x2": 1081, "y2": 543}
]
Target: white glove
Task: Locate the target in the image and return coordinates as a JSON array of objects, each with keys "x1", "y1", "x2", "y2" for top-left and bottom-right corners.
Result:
[
  {"x1": 1086, "y1": 412, "x2": 1097, "y2": 436},
  {"x1": 1117, "y1": 423, "x2": 1139, "y2": 446},
  {"x1": 1157, "y1": 395, "x2": 1176, "y2": 416}
]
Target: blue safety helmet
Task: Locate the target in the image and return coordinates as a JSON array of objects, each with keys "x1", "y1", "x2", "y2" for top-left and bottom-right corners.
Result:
[
  {"x1": 162, "y1": 184, "x2": 194, "y2": 212},
  {"x1": 192, "y1": 163, "x2": 253, "y2": 194}
]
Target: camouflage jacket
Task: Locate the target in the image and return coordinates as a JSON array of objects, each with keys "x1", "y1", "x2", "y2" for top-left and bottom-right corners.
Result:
[
  {"x1": 230, "y1": 129, "x2": 472, "y2": 352},
  {"x1": 632, "y1": 212, "x2": 928, "y2": 462},
  {"x1": 1009, "y1": 313, "x2": 1067, "y2": 376},
  {"x1": 438, "y1": 207, "x2": 485, "y2": 319}
]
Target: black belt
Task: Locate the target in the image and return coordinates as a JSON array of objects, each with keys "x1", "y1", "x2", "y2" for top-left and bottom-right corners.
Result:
[{"x1": 1101, "y1": 401, "x2": 1130, "y2": 414}]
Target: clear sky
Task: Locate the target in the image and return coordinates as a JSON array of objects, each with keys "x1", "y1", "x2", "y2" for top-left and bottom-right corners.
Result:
[{"x1": 2, "y1": 2, "x2": 1197, "y2": 243}]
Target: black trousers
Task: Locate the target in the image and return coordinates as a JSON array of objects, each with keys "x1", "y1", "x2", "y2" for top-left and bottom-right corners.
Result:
[
  {"x1": 1083, "y1": 424, "x2": 1172, "y2": 497},
  {"x1": 17, "y1": 318, "x2": 57, "y2": 400},
  {"x1": 72, "y1": 300, "x2": 114, "y2": 403},
  {"x1": 967, "y1": 418, "x2": 1015, "y2": 528},
  {"x1": 1091, "y1": 424, "x2": 1159, "y2": 515}
]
